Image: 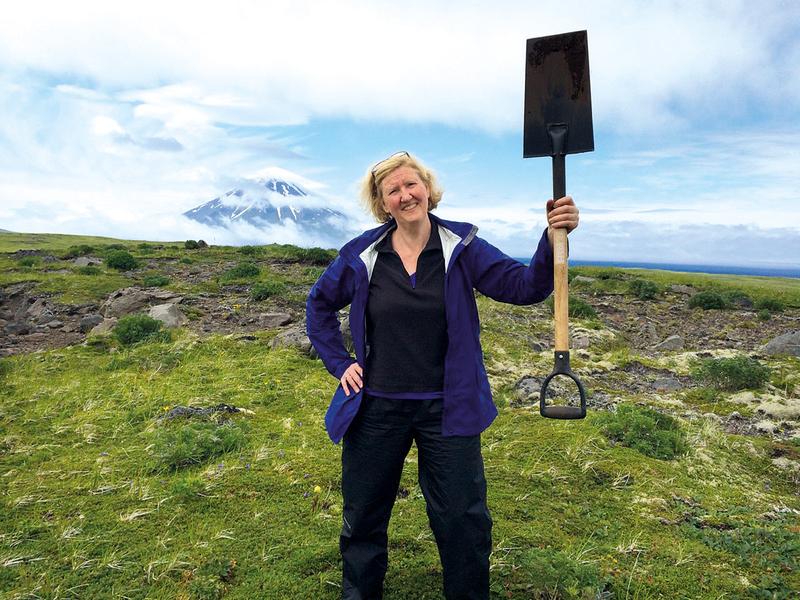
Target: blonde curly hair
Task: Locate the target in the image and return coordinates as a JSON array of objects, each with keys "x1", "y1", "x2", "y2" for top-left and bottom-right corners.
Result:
[{"x1": 360, "y1": 151, "x2": 443, "y2": 222}]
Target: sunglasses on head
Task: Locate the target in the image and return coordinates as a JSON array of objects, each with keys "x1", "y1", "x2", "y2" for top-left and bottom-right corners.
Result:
[{"x1": 370, "y1": 151, "x2": 410, "y2": 178}]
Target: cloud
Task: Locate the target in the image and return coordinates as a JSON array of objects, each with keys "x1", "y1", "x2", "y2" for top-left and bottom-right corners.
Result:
[{"x1": 1, "y1": 1, "x2": 797, "y2": 134}]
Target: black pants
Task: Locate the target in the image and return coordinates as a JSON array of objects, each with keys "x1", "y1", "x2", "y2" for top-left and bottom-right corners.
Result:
[{"x1": 340, "y1": 396, "x2": 492, "y2": 600}]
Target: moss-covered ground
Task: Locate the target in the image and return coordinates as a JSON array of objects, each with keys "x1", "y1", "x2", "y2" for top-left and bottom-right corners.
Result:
[{"x1": 1, "y1": 233, "x2": 798, "y2": 599}]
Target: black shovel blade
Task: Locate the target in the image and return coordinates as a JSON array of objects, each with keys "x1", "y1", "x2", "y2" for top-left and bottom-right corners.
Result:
[{"x1": 523, "y1": 30, "x2": 594, "y2": 158}]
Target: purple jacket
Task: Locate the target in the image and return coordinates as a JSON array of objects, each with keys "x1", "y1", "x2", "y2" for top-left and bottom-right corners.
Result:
[{"x1": 306, "y1": 213, "x2": 554, "y2": 443}]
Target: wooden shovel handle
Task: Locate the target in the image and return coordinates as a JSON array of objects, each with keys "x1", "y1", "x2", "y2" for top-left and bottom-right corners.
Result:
[{"x1": 553, "y1": 227, "x2": 569, "y2": 351}]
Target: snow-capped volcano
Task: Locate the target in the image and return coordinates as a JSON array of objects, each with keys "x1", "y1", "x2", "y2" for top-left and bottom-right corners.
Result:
[{"x1": 183, "y1": 177, "x2": 345, "y2": 230}]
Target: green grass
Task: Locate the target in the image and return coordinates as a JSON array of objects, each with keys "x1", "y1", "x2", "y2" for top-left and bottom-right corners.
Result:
[
  {"x1": 1, "y1": 335, "x2": 797, "y2": 598},
  {"x1": 1, "y1": 233, "x2": 798, "y2": 598}
]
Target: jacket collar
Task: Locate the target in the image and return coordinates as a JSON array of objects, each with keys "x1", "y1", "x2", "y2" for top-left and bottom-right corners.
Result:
[
  {"x1": 340, "y1": 213, "x2": 478, "y2": 281},
  {"x1": 339, "y1": 213, "x2": 477, "y2": 261}
]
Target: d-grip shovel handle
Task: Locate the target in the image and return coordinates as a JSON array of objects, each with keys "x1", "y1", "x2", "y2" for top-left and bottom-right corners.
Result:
[
  {"x1": 540, "y1": 123, "x2": 587, "y2": 420},
  {"x1": 540, "y1": 351, "x2": 587, "y2": 419}
]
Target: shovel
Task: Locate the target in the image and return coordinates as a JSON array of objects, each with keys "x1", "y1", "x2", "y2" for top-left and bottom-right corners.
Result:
[{"x1": 523, "y1": 30, "x2": 594, "y2": 419}]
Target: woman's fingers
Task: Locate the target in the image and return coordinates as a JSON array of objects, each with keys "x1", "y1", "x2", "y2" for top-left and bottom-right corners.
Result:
[
  {"x1": 547, "y1": 196, "x2": 579, "y2": 231},
  {"x1": 341, "y1": 363, "x2": 363, "y2": 395}
]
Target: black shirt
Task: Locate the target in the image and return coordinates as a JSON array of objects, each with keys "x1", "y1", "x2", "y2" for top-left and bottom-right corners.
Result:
[{"x1": 365, "y1": 222, "x2": 447, "y2": 394}]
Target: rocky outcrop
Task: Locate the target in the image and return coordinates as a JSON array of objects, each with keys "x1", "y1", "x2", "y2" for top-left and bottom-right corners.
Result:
[
  {"x1": 101, "y1": 287, "x2": 182, "y2": 318},
  {"x1": 761, "y1": 331, "x2": 800, "y2": 357},
  {"x1": 653, "y1": 335, "x2": 684, "y2": 351},
  {"x1": 148, "y1": 303, "x2": 187, "y2": 328},
  {"x1": 270, "y1": 325, "x2": 316, "y2": 357}
]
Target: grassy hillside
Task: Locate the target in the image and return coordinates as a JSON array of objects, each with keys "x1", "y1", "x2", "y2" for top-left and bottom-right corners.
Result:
[{"x1": 1, "y1": 233, "x2": 799, "y2": 599}]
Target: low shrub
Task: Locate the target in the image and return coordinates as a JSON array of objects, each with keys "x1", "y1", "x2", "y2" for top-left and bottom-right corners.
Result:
[
  {"x1": 300, "y1": 247, "x2": 336, "y2": 265},
  {"x1": 692, "y1": 356, "x2": 770, "y2": 391},
  {"x1": 629, "y1": 278, "x2": 659, "y2": 300},
  {"x1": 595, "y1": 268, "x2": 623, "y2": 280},
  {"x1": 170, "y1": 474, "x2": 207, "y2": 502},
  {"x1": 221, "y1": 262, "x2": 260, "y2": 281},
  {"x1": 251, "y1": 281, "x2": 287, "y2": 301},
  {"x1": 757, "y1": 309, "x2": 772, "y2": 321},
  {"x1": 184, "y1": 240, "x2": 200, "y2": 249},
  {"x1": 517, "y1": 547, "x2": 610, "y2": 598},
  {"x1": 143, "y1": 274, "x2": 170, "y2": 287},
  {"x1": 180, "y1": 257, "x2": 193, "y2": 264},
  {"x1": 546, "y1": 295, "x2": 597, "y2": 319},
  {"x1": 113, "y1": 314, "x2": 168, "y2": 346},
  {"x1": 105, "y1": 249, "x2": 138, "y2": 271},
  {"x1": 755, "y1": 298, "x2": 784, "y2": 313},
  {"x1": 60, "y1": 244, "x2": 95, "y2": 259},
  {"x1": 722, "y1": 290, "x2": 752, "y2": 308},
  {"x1": 17, "y1": 256, "x2": 41, "y2": 267},
  {"x1": 688, "y1": 291, "x2": 727, "y2": 310},
  {"x1": 597, "y1": 404, "x2": 688, "y2": 460},
  {"x1": 238, "y1": 245, "x2": 261, "y2": 256},
  {"x1": 76, "y1": 265, "x2": 102, "y2": 276},
  {"x1": 152, "y1": 420, "x2": 248, "y2": 471}
]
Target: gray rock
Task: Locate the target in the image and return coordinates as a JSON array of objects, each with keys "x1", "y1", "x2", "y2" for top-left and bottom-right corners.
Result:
[
  {"x1": 653, "y1": 334, "x2": 684, "y2": 351},
  {"x1": 74, "y1": 256, "x2": 103, "y2": 267},
  {"x1": 513, "y1": 375, "x2": 542, "y2": 404},
  {"x1": 339, "y1": 313, "x2": 354, "y2": 354},
  {"x1": 643, "y1": 322, "x2": 659, "y2": 344},
  {"x1": 761, "y1": 331, "x2": 800, "y2": 357},
  {"x1": 101, "y1": 287, "x2": 182, "y2": 318},
  {"x1": 528, "y1": 339, "x2": 546, "y2": 352},
  {"x1": 271, "y1": 326, "x2": 316, "y2": 357},
  {"x1": 26, "y1": 297, "x2": 48, "y2": 318},
  {"x1": 4, "y1": 322, "x2": 30, "y2": 335},
  {"x1": 571, "y1": 334, "x2": 590, "y2": 350},
  {"x1": 90, "y1": 318, "x2": 117, "y2": 336},
  {"x1": 79, "y1": 314, "x2": 104, "y2": 333},
  {"x1": 653, "y1": 377, "x2": 683, "y2": 392},
  {"x1": 669, "y1": 284, "x2": 695, "y2": 295},
  {"x1": 45, "y1": 320, "x2": 64, "y2": 329},
  {"x1": 260, "y1": 312, "x2": 293, "y2": 328},
  {"x1": 572, "y1": 275, "x2": 596, "y2": 285},
  {"x1": 36, "y1": 310, "x2": 57, "y2": 325},
  {"x1": 148, "y1": 303, "x2": 187, "y2": 328}
]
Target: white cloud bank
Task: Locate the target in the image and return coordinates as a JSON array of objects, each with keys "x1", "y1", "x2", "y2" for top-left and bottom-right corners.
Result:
[{"x1": 0, "y1": 1, "x2": 798, "y2": 264}]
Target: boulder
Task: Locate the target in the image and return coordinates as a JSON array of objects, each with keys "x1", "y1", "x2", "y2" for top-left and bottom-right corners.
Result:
[
  {"x1": 761, "y1": 331, "x2": 800, "y2": 357},
  {"x1": 4, "y1": 322, "x2": 30, "y2": 335},
  {"x1": 26, "y1": 297, "x2": 48, "y2": 319},
  {"x1": 260, "y1": 312, "x2": 293, "y2": 328},
  {"x1": 271, "y1": 326, "x2": 316, "y2": 357},
  {"x1": 148, "y1": 303, "x2": 187, "y2": 328},
  {"x1": 79, "y1": 314, "x2": 104, "y2": 333},
  {"x1": 101, "y1": 287, "x2": 181, "y2": 318},
  {"x1": 669, "y1": 284, "x2": 695, "y2": 295},
  {"x1": 90, "y1": 318, "x2": 118, "y2": 336},
  {"x1": 653, "y1": 334, "x2": 684, "y2": 351},
  {"x1": 74, "y1": 256, "x2": 103, "y2": 267},
  {"x1": 571, "y1": 334, "x2": 590, "y2": 350},
  {"x1": 653, "y1": 377, "x2": 683, "y2": 392}
]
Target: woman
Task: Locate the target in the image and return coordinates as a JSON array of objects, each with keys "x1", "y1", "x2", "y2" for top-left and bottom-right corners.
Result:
[{"x1": 306, "y1": 151, "x2": 579, "y2": 599}]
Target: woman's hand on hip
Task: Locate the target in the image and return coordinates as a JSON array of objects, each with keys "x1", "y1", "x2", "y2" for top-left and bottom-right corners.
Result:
[{"x1": 341, "y1": 362, "x2": 363, "y2": 396}]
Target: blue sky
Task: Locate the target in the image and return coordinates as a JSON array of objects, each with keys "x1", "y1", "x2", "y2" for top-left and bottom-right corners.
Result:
[{"x1": 1, "y1": 0, "x2": 798, "y2": 266}]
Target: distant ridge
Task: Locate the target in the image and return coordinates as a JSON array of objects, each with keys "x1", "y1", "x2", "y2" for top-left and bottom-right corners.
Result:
[{"x1": 570, "y1": 260, "x2": 800, "y2": 279}]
